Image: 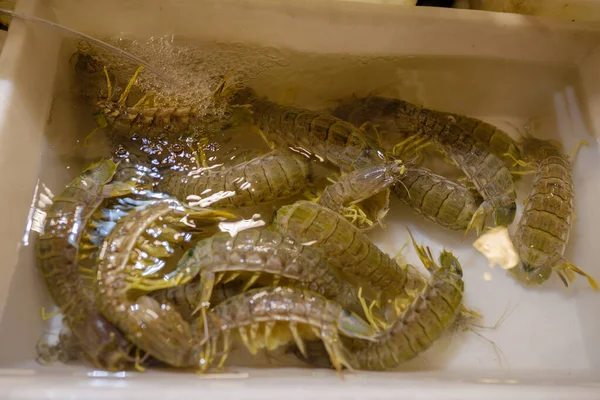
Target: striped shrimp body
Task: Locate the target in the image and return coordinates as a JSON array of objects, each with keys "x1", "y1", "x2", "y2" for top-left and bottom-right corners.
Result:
[
  {"x1": 392, "y1": 166, "x2": 483, "y2": 231},
  {"x1": 449, "y1": 112, "x2": 521, "y2": 169},
  {"x1": 317, "y1": 161, "x2": 405, "y2": 229},
  {"x1": 95, "y1": 199, "x2": 236, "y2": 367},
  {"x1": 332, "y1": 96, "x2": 517, "y2": 234},
  {"x1": 194, "y1": 286, "x2": 379, "y2": 373},
  {"x1": 435, "y1": 124, "x2": 517, "y2": 234},
  {"x1": 230, "y1": 88, "x2": 385, "y2": 173},
  {"x1": 74, "y1": 52, "x2": 225, "y2": 140},
  {"x1": 157, "y1": 281, "x2": 250, "y2": 318},
  {"x1": 297, "y1": 235, "x2": 464, "y2": 371},
  {"x1": 151, "y1": 280, "x2": 248, "y2": 322},
  {"x1": 511, "y1": 138, "x2": 597, "y2": 288},
  {"x1": 332, "y1": 95, "x2": 521, "y2": 169},
  {"x1": 274, "y1": 201, "x2": 424, "y2": 300},
  {"x1": 36, "y1": 159, "x2": 139, "y2": 370},
  {"x1": 97, "y1": 94, "x2": 222, "y2": 140},
  {"x1": 155, "y1": 229, "x2": 375, "y2": 319},
  {"x1": 348, "y1": 239, "x2": 464, "y2": 370},
  {"x1": 157, "y1": 149, "x2": 310, "y2": 208}
]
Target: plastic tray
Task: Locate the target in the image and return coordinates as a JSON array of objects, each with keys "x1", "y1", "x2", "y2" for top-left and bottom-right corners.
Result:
[{"x1": 0, "y1": 1, "x2": 599, "y2": 398}]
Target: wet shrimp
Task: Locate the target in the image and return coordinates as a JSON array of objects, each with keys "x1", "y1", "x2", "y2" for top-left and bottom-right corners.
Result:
[
  {"x1": 74, "y1": 52, "x2": 224, "y2": 141},
  {"x1": 317, "y1": 161, "x2": 405, "y2": 229},
  {"x1": 392, "y1": 165, "x2": 483, "y2": 231},
  {"x1": 347, "y1": 239, "x2": 464, "y2": 370},
  {"x1": 295, "y1": 233, "x2": 464, "y2": 371},
  {"x1": 511, "y1": 138, "x2": 597, "y2": 288},
  {"x1": 333, "y1": 95, "x2": 522, "y2": 169},
  {"x1": 229, "y1": 88, "x2": 385, "y2": 173},
  {"x1": 157, "y1": 149, "x2": 310, "y2": 208},
  {"x1": 151, "y1": 280, "x2": 248, "y2": 321},
  {"x1": 36, "y1": 159, "x2": 137, "y2": 370},
  {"x1": 274, "y1": 201, "x2": 425, "y2": 300},
  {"x1": 332, "y1": 96, "x2": 517, "y2": 234},
  {"x1": 95, "y1": 199, "x2": 235, "y2": 367},
  {"x1": 152, "y1": 229, "x2": 377, "y2": 322},
  {"x1": 193, "y1": 286, "x2": 379, "y2": 373},
  {"x1": 449, "y1": 112, "x2": 522, "y2": 169}
]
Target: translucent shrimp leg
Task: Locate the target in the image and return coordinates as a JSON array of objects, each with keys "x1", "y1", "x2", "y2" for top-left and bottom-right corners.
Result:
[{"x1": 81, "y1": 65, "x2": 145, "y2": 146}]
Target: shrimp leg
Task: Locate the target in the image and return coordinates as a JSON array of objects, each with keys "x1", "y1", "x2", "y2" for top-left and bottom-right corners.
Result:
[
  {"x1": 295, "y1": 232, "x2": 464, "y2": 371},
  {"x1": 95, "y1": 199, "x2": 235, "y2": 367},
  {"x1": 153, "y1": 229, "x2": 381, "y2": 324},
  {"x1": 193, "y1": 287, "x2": 379, "y2": 374}
]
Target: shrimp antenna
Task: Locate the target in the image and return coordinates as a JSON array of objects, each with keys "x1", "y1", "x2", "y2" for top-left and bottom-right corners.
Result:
[{"x1": 0, "y1": 9, "x2": 173, "y2": 85}]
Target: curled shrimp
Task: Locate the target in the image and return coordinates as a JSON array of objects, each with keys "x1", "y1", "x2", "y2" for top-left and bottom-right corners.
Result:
[
  {"x1": 295, "y1": 231, "x2": 464, "y2": 371},
  {"x1": 347, "y1": 235, "x2": 464, "y2": 370},
  {"x1": 95, "y1": 199, "x2": 236, "y2": 367},
  {"x1": 36, "y1": 159, "x2": 140, "y2": 371}
]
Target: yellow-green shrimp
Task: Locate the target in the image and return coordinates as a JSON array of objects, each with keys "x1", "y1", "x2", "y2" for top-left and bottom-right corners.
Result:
[
  {"x1": 511, "y1": 138, "x2": 597, "y2": 288},
  {"x1": 333, "y1": 95, "x2": 522, "y2": 169},
  {"x1": 347, "y1": 240, "x2": 464, "y2": 370},
  {"x1": 229, "y1": 88, "x2": 385, "y2": 173},
  {"x1": 295, "y1": 234, "x2": 464, "y2": 371},
  {"x1": 317, "y1": 161, "x2": 405, "y2": 229},
  {"x1": 332, "y1": 96, "x2": 517, "y2": 235},
  {"x1": 193, "y1": 286, "x2": 379, "y2": 374},
  {"x1": 74, "y1": 52, "x2": 224, "y2": 141},
  {"x1": 152, "y1": 229, "x2": 381, "y2": 324},
  {"x1": 95, "y1": 199, "x2": 235, "y2": 367},
  {"x1": 274, "y1": 201, "x2": 425, "y2": 301},
  {"x1": 36, "y1": 159, "x2": 138, "y2": 371},
  {"x1": 392, "y1": 165, "x2": 483, "y2": 231},
  {"x1": 157, "y1": 149, "x2": 310, "y2": 208}
]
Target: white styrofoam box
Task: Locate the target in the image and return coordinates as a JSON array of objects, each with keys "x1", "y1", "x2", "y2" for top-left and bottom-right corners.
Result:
[{"x1": 1, "y1": 0, "x2": 600, "y2": 398}]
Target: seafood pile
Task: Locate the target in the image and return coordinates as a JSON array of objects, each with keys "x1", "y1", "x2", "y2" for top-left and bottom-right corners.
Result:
[{"x1": 34, "y1": 45, "x2": 597, "y2": 374}]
